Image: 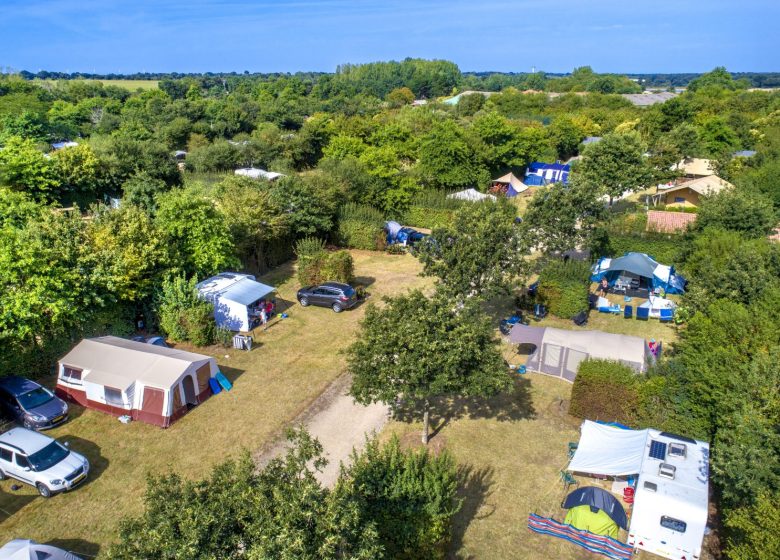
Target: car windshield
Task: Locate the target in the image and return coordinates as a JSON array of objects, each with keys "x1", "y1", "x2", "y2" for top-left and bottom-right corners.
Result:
[
  {"x1": 28, "y1": 441, "x2": 69, "y2": 471},
  {"x1": 18, "y1": 387, "x2": 53, "y2": 410}
]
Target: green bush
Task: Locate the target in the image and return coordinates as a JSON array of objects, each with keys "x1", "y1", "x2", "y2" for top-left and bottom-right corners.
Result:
[
  {"x1": 337, "y1": 203, "x2": 385, "y2": 250},
  {"x1": 600, "y1": 233, "x2": 681, "y2": 264},
  {"x1": 320, "y1": 250, "x2": 354, "y2": 283},
  {"x1": 537, "y1": 260, "x2": 590, "y2": 318},
  {"x1": 569, "y1": 360, "x2": 640, "y2": 425},
  {"x1": 297, "y1": 249, "x2": 354, "y2": 286},
  {"x1": 156, "y1": 275, "x2": 216, "y2": 345},
  {"x1": 403, "y1": 190, "x2": 463, "y2": 229},
  {"x1": 294, "y1": 236, "x2": 327, "y2": 260}
]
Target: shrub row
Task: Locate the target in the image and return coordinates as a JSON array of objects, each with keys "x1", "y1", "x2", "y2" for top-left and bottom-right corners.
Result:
[
  {"x1": 402, "y1": 190, "x2": 463, "y2": 229},
  {"x1": 337, "y1": 203, "x2": 385, "y2": 250},
  {"x1": 295, "y1": 237, "x2": 355, "y2": 286},
  {"x1": 536, "y1": 260, "x2": 590, "y2": 318},
  {"x1": 569, "y1": 360, "x2": 640, "y2": 425}
]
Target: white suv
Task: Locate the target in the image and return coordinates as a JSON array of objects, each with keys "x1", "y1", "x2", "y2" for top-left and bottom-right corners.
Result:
[{"x1": 0, "y1": 427, "x2": 89, "y2": 498}]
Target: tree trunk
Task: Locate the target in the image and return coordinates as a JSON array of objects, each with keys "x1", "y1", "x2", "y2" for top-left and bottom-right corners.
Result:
[{"x1": 421, "y1": 399, "x2": 430, "y2": 445}]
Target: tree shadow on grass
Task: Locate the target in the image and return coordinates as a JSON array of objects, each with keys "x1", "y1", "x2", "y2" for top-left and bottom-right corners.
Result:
[
  {"x1": 0, "y1": 485, "x2": 36, "y2": 522},
  {"x1": 448, "y1": 464, "x2": 496, "y2": 560},
  {"x1": 218, "y1": 365, "x2": 246, "y2": 386},
  {"x1": 47, "y1": 538, "x2": 101, "y2": 558},
  {"x1": 393, "y1": 377, "x2": 536, "y2": 440}
]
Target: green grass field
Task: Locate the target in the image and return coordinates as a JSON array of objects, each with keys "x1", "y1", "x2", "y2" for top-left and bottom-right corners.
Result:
[
  {"x1": 36, "y1": 79, "x2": 159, "y2": 91},
  {"x1": 0, "y1": 251, "x2": 429, "y2": 557}
]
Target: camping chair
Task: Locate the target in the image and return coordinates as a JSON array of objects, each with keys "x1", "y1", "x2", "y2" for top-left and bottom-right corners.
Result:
[
  {"x1": 636, "y1": 307, "x2": 650, "y2": 321},
  {"x1": 572, "y1": 311, "x2": 588, "y2": 326},
  {"x1": 624, "y1": 305, "x2": 633, "y2": 319},
  {"x1": 567, "y1": 442, "x2": 578, "y2": 459},
  {"x1": 560, "y1": 470, "x2": 578, "y2": 492},
  {"x1": 659, "y1": 308, "x2": 674, "y2": 323},
  {"x1": 534, "y1": 304, "x2": 547, "y2": 320}
]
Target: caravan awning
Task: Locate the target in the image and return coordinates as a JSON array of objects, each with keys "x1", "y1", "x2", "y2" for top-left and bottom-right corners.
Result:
[
  {"x1": 221, "y1": 279, "x2": 275, "y2": 306},
  {"x1": 568, "y1": 421, "x2": 649, "y2": 476}
]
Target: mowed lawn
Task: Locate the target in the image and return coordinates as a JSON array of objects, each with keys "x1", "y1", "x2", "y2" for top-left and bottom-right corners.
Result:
[
  {"x1": 0, "y1": 251, "x2": 428, "y2": 557},
  {"x1": 385, "y1": 373, "x2": 586, "y2": 560}
]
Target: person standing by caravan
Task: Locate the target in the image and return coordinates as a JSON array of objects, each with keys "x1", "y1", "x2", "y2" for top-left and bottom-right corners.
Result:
[{"x1": 259, "y1": 305, "x2": 268, "y2": 331}]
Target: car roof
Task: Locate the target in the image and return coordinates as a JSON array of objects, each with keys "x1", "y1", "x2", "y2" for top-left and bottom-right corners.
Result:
[
  {"x1": 321, "y1": 282, "x2": 351, "y2": 289},
  {"x1": 0, "y1": 427, "x2": 53, "y2": 454},
  {"x1": 0, "y1": 376, "x2": 41, "y2": 397}
]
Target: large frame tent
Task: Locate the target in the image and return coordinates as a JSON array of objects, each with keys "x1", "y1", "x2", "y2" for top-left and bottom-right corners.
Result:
[
  {"x1": 508, "y1": 324, "x2": 650, "y2": 381},
  {"x1": 590, "y1": 252, "x2": 686, "y2": 295}
]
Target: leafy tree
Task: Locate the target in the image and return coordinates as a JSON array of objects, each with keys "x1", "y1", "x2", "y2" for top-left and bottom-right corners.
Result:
[
  {"x1": 521, "y1": 180, "x2": 606, "y2": 254},
  {"x1": 338, "y1": 435, "x2": 461, "y2": 559},
  {"x1": 122, "y1": 171, "x2": 170, "y2": 213},
  {"x1": 417, "y1": 120, "x2": 487, "y2": 189},
  {"x1": 385, "y1": 87, "x2": 414, "y2": 108},
  {"x1": 470, "y1": 112, "x2": 547, "y2": 175},
  {"x1": 0, "y1": 186, "x2": 44, "y2": 228},
  {"x1": 51, "y1": 143, "x2": 100, "y2": 194},
  {"x1": 186, "y1": 140, "x2": 241, "y2": 172},
  {"x1": 83, "y1": 206, "x2": 169, "y2": 303},
  {"x1": 694, "y1": 188, "x2": 777, "y2": 238},
  {"x1": 577, "y1": 131, "x2": 651, "y2": 202},
  {"x1": 0, "y1": 136, "x2": 59, "y2": 198},
  {"x1": 269, "y1": 175, "x2": 336, "y2": 237},
  {"x1": 155, "y1": 186, "x2": 239, "y2": 277},
  {"x1": 456, "y1": 93, "x2": 485, "y2": 117},
  {"x1": 416, "y1": 200, "x2": 527, "y2": 302},
  {"x1": 548, "y1": 115, "x2": 585, "y2": 160},
  {"x1": 155, "y1": 275, "x2": 215, "y2": 345},
  {"x1": 348, "y1": 290, "x2": 512, "y2": 443},
  {"x1": 687, "y1": 66, "x2": 749, "y2": 92},
  {"x1": 725, "y1": 492, "x2": 780, "y2": 560}
]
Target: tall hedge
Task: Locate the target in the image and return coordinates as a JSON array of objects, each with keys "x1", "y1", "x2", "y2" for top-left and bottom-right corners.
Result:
[
  {"x1": 337, "y1": 203, "x2": 385, "y2": 250},
  {"x1": 569, "y1": 360, "x2": 640, "y2": 425},
  {"x1": 536, "y1": 260, "x2": 590, "y2": 318},
  {"x1": 403, "y1": 190, "x2": 463, "y2": 229},
  {"x1": 295, "y1": 237, "x2": 355, "y2": 286}
]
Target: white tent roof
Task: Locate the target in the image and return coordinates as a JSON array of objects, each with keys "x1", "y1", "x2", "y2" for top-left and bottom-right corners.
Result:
[
  {"x1": 492, "y1": 172, "x2": 528, "y2": 193},
  {"x1": 197, "y1": 273, "x2": 275, "y2": 306},
  {"x1": 568, "y1": 421, "x2": 649, "y2": 476},
  {"x1": 59, "y1": 337, "x2": 213, "y2": 391},
  {"x1": 447, "y1": 188, "x2": 497, "y2": 202},
  {"x1": 0, "y1": 539, "x2": 82, "y2": 560},
  {"x1": 234, "y1": 168, "x2": 285, "y2": 181},
  {"x1": 539, "y1": 327, "x2": 646, "y2": 365}
]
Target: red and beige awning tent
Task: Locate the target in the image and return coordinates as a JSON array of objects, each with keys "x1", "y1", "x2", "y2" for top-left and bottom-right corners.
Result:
[{"x1": 56, "y1": 336, "x2": 219, "y2": 427}]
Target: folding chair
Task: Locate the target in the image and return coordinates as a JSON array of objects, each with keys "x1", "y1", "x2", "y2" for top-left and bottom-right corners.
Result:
[
  {"x1": 636, "y1": 306, "x2": 650, "y2": 321},
  {"x1": 567, "y1": 442, "x2": 578, "y2": 459},
  {"x1": 624, "y1": 305, "x2": 633, "y2": 319},
  {"x1": 560, "y1": 470, "x2": 578, "y2": 492},
  {"x1": 534, "y1": 304, "x2": 547, "y2": 320},
  {"x1": 659, "y1": 308, "x2": 674, "y2": 323}
]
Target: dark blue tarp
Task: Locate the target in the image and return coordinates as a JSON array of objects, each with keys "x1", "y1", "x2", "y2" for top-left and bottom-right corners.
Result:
[{"x1": 563, "y1": 486, "x2": 629, "y2": 530}]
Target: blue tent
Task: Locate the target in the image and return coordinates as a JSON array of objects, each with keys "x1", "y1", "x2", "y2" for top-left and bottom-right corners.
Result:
[
  {"x1": 591, "y1": 252, "x2": 686, "y2": 294},
  {"x1": 385, "y1": 221, "x2": 427, "y2": 246}
]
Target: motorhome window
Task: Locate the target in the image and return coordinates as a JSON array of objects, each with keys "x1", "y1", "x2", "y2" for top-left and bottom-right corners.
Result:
[{"x1": 660, "y1": 516, "x2": 687, "y2": 533}]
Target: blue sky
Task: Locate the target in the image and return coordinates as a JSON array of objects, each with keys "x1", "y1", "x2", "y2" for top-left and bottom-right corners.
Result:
[{"x1": 0, "y1": 0, "x2": 777, "y2": 74}]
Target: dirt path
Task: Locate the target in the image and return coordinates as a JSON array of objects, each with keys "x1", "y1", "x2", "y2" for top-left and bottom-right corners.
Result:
[{"x1": 254, "y1": 374, "x2": 390, "y2": 487}]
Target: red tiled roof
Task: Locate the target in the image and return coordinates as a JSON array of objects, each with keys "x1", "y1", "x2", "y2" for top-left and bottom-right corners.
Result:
[{"x1": 646, "y1": 210, "x2": 697, "y2": 234}]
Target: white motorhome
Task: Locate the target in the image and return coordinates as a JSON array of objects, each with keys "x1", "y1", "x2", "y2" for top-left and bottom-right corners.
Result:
[{"x1": 627, "y1": 432, "x2": 709, "y2": 560}]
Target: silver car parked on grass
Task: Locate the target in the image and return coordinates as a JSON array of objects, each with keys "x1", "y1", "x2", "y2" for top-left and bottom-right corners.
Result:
[{"x1": 0, "y1": 427, "x2": 89, "y2": 498}]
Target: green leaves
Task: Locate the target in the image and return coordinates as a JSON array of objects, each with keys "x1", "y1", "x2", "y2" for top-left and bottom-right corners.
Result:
[{"x1": 416, "y1": 200, "x2": 528, "y2": 302}]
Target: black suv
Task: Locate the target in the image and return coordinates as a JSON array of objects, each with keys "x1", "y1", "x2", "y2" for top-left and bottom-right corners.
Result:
[
  {"x1": 0, "y1": 377, "x2": 69, "y2": 430},
  {"x1": 297, "y1": 282, "x2": 358, "y2": 313}
]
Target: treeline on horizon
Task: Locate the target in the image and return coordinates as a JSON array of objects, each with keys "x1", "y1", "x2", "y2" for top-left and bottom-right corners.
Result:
[{"x1": 9, "y1": 59, "x2": 780, "y2": 90}]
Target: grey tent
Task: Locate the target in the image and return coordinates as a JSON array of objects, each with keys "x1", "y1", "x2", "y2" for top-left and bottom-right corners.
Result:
[
  {"x1": 0, "y1": 540, "x2": 82, "y2": 560},
  {"x1": 508, "y1": 324, "x2": 649, "y2": 381},
  {"x1": 563, "y1": 486, "x2": 629, "y2": 530}
]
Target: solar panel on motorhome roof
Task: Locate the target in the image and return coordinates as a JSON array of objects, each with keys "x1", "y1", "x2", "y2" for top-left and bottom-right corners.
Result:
[{"x1": 648, "y1": 440, "x2": 667, "y2": 460}]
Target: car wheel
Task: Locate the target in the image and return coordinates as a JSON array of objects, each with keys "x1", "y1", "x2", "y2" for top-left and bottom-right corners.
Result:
[
  {"x1": 332, "y1": 303, "x2": 343, "y2": 313},
  {"x1": 37, "y1": 483, "x2": 52, "y2": 498},
  {"x1": 299, "y1": 297, "x2": 309, "y2": 307}
]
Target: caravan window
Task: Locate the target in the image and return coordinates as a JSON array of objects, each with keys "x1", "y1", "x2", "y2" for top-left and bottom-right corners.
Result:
[
  {"x1": 660, "y1": 516, "x2": 687, "y2": 533},
  {"x1": 62, "y1": 366, "x2": 82, "y2": 383},
  {"x1": 104, "y1": 387, "x2": 124, "y2": 406}
]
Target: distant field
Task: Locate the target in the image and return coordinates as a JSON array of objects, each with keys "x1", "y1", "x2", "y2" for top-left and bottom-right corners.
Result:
[{"x1": 36, "y1": 79, "x2": 159, "y2": 90}]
